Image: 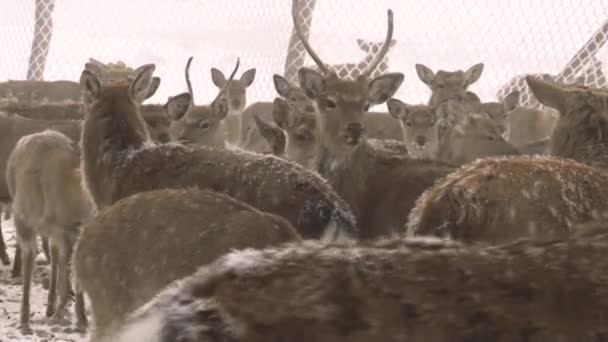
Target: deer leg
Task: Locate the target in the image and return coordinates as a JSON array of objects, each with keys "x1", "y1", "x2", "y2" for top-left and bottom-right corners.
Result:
[
  {"x1": 16, "y1": 217, "x2": 36, "y2": 334},
  {"x1": 0, "y1": 218, "x2": 9, "y2": 265},
  {"x1": 74, "y1": 283, "x2": 88, "y2": 332},
  {"x1": 11, "y1": 244, "x2": 21, "y2": 278},
  {"x1": 46, "y1": 241, "x2": 59, "y2": 318},
  {"x1": 41, "y1": 236, "x2": 51, "y2": 264},
  {"x1": 50, "y1": 235, "x2": 73, "y2": 324}
]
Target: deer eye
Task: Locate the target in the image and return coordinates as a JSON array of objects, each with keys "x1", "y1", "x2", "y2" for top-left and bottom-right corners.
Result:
[
  {"x1": 199, "y1": 121, "x2": 211, "y2": 129},
  {"x1": 325, "y1": 99, "x2": 337, "y2": 109},
  {"x1": 486, "y1": 135, "x2": 496, "y2": 141},
  {"x1": 363, "y1": 103, "x2": 370, "y2": 111},
  {"x1": 436, "y1": 83, "x2": 445, "y2": 89},
  {"x1": 406, "y1": 121, "x2": 412, "y2": 127}
]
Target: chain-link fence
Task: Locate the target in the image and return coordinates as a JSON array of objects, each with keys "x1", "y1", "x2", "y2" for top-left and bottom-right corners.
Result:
[{"x1": 1, "y1": 0, "x2": 607, "y2": 108}]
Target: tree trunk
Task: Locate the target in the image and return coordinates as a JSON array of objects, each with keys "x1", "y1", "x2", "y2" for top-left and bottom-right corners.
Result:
[
  {"x1": 283, "y1": 0, "x2": 317, "y2": 84},
  {"x1": 27, "y1": 0, "x2": 55, "y2": 81}
]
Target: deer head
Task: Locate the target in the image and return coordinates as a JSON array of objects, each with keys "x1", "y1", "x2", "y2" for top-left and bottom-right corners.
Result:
[
  {"x1": 292, "y1": 0, "x2": 403, "y2": 158},
  {"x1": 211, "y1": 65, "x2": 256, "y2": 114},
  {"x1": 273, "y1": 74, "x2": 317, "y2": 114},
  {"x1": 415, "y1": 63, "x2": 484, "y2": 107},
  {"x1": 387, "y1": 99, "x2": 438, "y2": 159},
  {"x1": 166, "y1": 56, "x2": 240, "y2": 148}
]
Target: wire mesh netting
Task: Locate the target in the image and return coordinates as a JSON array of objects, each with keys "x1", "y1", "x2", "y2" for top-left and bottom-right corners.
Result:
[{"x1": 0, "y1": 0, "x2": 607, "y2": 108}]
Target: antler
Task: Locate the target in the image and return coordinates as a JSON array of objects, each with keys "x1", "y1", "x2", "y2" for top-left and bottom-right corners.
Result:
[
  {"x1": 291, "y1": 0, "x2": 329, "y2": 74},
  {"x1": 361, "y1": 9, "x2": 394, "y2": 78},
  {"x1": 185, "y1": 56, "x2": 195, "y2": 105},
  {"x1": 211, "y1": 58, "x2": 241, "y2": 104}
]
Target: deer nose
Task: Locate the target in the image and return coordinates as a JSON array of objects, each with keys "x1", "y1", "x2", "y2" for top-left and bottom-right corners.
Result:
[
  {"x1": 415, "y1": 136, "x2": 427, "y2": 146},
  {"x1": 231, "y1": 100, "x2": 242, "y2": 108},
  {"x1": 305, "y1": 105, "x2": 315, "y2": 112},
  {"x1": 346, "y1": 122, "x2": 364, "y2": 136}
]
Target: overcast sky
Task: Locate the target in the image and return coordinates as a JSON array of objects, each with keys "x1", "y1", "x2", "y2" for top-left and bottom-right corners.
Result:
[{"x1": 1, "y1": 0, "x2": 607, "y2": 105}]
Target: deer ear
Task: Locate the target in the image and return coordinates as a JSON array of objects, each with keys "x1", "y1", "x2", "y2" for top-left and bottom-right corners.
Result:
[
  {"x1": 272, "y1": 97, "x2": 294, "y2": 129},
  {"x1": 129, "y1": 64, "x2": 156, "y2": 103},
  {"x1": 464, "y1": 63, "x2": 484, "y2": 87},
  {"x1": 368, "y1": 72, "x2": 404, "y2": 105},
  {"x1": 142, "y1": 77, "x2": 160, "y2": 100},
  {"x1": 240, "y1": 68, "x2": 256, "y2": 87},
  {"x1": 526, "y1": 76, "x2": 567, "y2": 112},
  {"x1": 212, "y1": 98, "x2": 229, "y2": 120},
  {"x1": 503, "y1": 91, "x2": 520, "y2": 112},
  {"x1": 211, "y1": 68, "x2": 226, "y2": 88},
  {"x1": 386, "y1": 98, "x2": 408, "y2": 120},
  {"x1": 165, "y1": 92, "x2": 191, "y2": 120},
  {"x1": 298, "y1": 68, "x2": 326, "y2": 99},
  {"x1": 253, "y1": 113, "x2": 285, "y2": 155},
  {"x1": 415, "y1": 64, "x2": 435, "y2": 86},
  {"x1": 80, "y1": 70, "x2": 101, "y2": 106},
  {"x1": 273, "y1": 74, "x2": 292, "y2": 98}
]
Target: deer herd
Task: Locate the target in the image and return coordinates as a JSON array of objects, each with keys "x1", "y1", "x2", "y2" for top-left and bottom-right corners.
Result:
[{"x1": 0, "y1": 1, "x2": 607, "y2": 341}]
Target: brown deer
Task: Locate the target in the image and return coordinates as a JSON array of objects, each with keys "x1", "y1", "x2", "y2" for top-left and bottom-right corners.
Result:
[
  {"x1": 73, "y1": 187, "x2": 301, "y2": 341},
  {"x1": 78, "y1": 62, "x2": 356, "y2": 241},
  {"x1": 291, "y1": 0, "x2": 454, "y2": 239},
  {"x1": 109, "y1": 227, "x2": 608, "y2": 342},
  {"x1": 164, "y1": 57, "x2": 238, "y2": 148},
  {"x1": 254, "y1": 98, "x2": 407, "y2": 168},
  {"x1": 387, "y1": 100, "x2": 438, "y2": 159},
  {"x1": 210, "y1": 63, "x2": 256, "y2": 144},
  {"x1": 406, "y1": 78, "x2": 608, "y2": 244},
  {"x1": 416, "y1": 63, "x2": 484, "y2": 107},
  {"x1": 7, "y1": 130, "x2": 94, "y2": 334}
]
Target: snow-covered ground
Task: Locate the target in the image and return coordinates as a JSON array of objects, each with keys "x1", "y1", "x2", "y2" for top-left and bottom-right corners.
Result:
[{"x1": 0, "y1": 218, "x2": 88, "y2": 342}]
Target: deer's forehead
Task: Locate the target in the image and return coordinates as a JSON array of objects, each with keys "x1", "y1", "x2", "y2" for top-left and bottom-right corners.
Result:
[
  {"x1": 435, "y1": 71, "x2": 466, "y2": 84},
  {"x1": 185, "y1": 106, "x2": 214, "y2": 121},
  {"x1": 409, "y1": 109, "x2": 435, "y2": 122}
]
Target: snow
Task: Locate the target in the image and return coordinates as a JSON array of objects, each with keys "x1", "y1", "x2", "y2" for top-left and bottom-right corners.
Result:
[{"x1": 0, "y1": 218, "x2": 88, "y2": 342}]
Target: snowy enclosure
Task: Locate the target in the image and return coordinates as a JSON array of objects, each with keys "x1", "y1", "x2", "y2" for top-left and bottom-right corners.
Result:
[{"x1": 0, "y1": 0, "x2": 607, "y2": 105}]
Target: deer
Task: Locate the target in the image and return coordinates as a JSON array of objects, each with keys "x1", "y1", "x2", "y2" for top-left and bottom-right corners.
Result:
[
  {"x1": 163, "y1": 57, "x2": 238, "y2": 148},
  {"x1": 7, "y1": 130, "x2": 94, "y2": 334},
  {"x1": 254, "y1": 98, "x2": 407, "y2": 168},
  {"x1": 415, "y1": 63, "x2": 485, "y2": 107},
  {"x1": 78, "y1": 61, "x2": 356, "y2": 242},
  {"x1": 290, "y1": 0, "x2": 455, "y2": 239},
  {"x1": 0, "y1": 80, "x2": 81, "y2": 104},
  {"x1": 386, "y1": 100, "x2": 438, "y2": 159},
  {"x1": 72, "y1": 187, "x2": 301, "y2": 341},
  {"x1": 210, "y1": 63, "x2": 256, "y2": 144},
  {"x1": 406, "y1": 77, "x2": 608, "y2": 244},
  {"x1": 108, "y1": 227, "x2": 608, "y2": 342}
]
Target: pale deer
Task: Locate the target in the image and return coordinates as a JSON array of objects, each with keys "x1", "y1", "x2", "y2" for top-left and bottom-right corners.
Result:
[
  {"x1": 291, "y1": 0, "x2": 454, "y2": 239},
  {"x1": 406, "y1": 78, "x2": 608, "y2": 244},
  {"x1": 73, "y1": 187, "x2": 300, "y2": 341},
  {"x1": 109, "y1": 227, "x2": 608, "y2": 342},
  {"x1": 308, "y1": 38, "x2": 397, "y2": 79},
  {"x1": 7, "y1": 130, "x2": 94, "y2": 334},
  {"x1": 416, "y1": 63, "x2": 484, "y2": 107},
  {"x1": 387, "y1": 100, "x2": 438, "y2": 159},
  {"x1": 210, "y1": 63, "x2": 256, "y2": 144},
  {"x1": 476, "y1": 90, "x2": 520, "y2": 137},
  {"x1": 255, "y1": 98, "x2": 407, "y2": 168},
  {"x1": 164, "y1": 57, "x2": 238, "y2": 148},
  {"x1": 79, "y1": 62, "x2": 356, "y2": 241}
]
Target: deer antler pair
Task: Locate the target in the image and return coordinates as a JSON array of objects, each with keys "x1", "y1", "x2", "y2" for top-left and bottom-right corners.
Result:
[
  {"x1": 184, "y1": 56, "x2": 240, "y2": 106},
  {"x1": 291, "y1": 0, "x2": 394, "y2": 78}
]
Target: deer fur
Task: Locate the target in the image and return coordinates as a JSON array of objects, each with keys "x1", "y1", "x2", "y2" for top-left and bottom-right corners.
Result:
[
  {"x1": 387, "y1": 99, "x2": 438, "y2": 159},
  {"x1": 406, "y1": 79, "x2": 608, "y2": 244},
  {"x1": 165, "y1": 57, "x2": 239, "y2": 148},
  {"x1": 291, "y1": 0, "x2": 454, "y2": 239},
  {"x1": 79, "y1": 63, "x2": 356, "y2": 241},
  {"x1": 73, "y1": 187, "x2": 300, "y2": 341},
  {"x1": 109, "y1": 227, "x2": 608, "y2": 342},
  {"x1": 7, "y1": 130, "x2": 94, "y2": 334},
  {"x1": 416, "y1": 63, "x2": 484, "y2": 107}
]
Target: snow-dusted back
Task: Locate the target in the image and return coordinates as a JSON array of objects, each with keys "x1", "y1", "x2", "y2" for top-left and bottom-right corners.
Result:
[{"x1": 1, "y1": 0, "x2": 607, "y2": 106}]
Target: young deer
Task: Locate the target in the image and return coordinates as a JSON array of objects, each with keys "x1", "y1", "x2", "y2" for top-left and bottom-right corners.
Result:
[
  {"x1": 79, "y1": 62, "x2": 356, "y2": 241},
  {"x1": 7, "y1": 130, "x2": 94, "y2": 334},
  {"x1": 291, "y1": 0, "x2": 454, "y2": 239},
  {"x1": 254, "y1": 98, "x2": 407, "y2": 168},
  {"x1": 210, "y1": 63, "x2": 256, "y2": 144},
  {"x1": 415, "y1": 63, "x2": 485, "y2": 107},
  {"x1": 73, "y1": 187, "x2": 300, "y2": 341},
  {"x1": 109, "y1": 227, "x2": 608, "y2": 342},
  {"x1": 406, "y1": 79, "x2": 608, "y2": 244},
  {"x1": 164, "y1": 57, "x2": 238, "y2": 148},
  {"x1": 387, "y1": 100, "x2": 438, "y2": 159}
]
